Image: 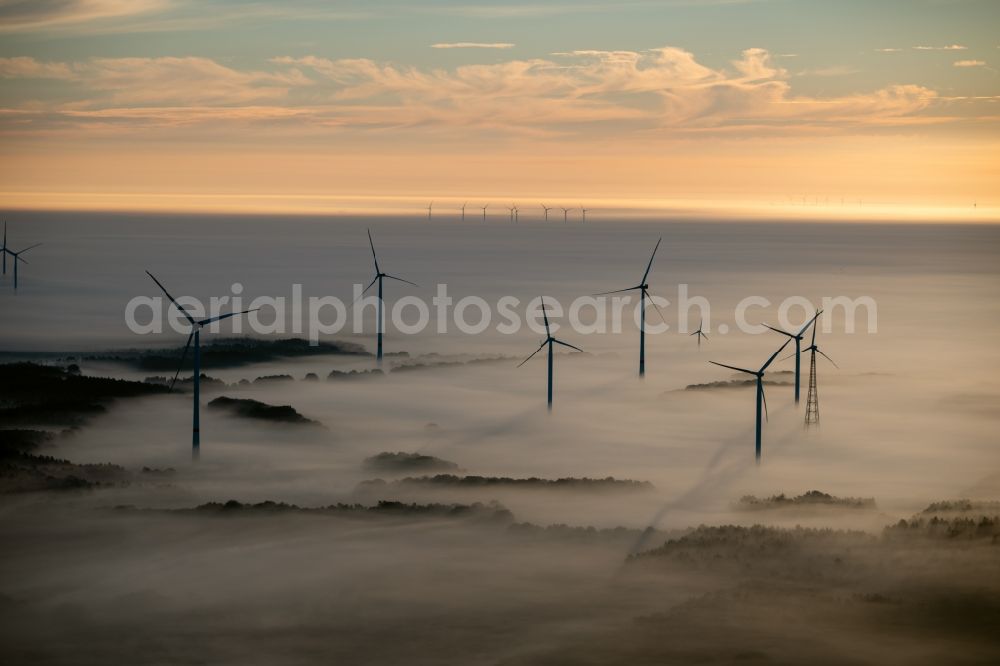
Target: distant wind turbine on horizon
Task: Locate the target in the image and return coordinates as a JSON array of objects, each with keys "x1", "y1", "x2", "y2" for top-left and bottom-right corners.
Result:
[
  {"x1": 561, "y1": 207, "x2": 573, "y2": 222},
  {"x1": 580, "y1": 205, "x2": 589, "y2": 223},
  {"x1": 360, "y1": 229, "x2": 419, "y2": 365},
  {"x1": 1, "y1": 222, "x2": 7, "y2": 275},
  {"x1": 461, "y1": 202, "x2": 467, "y2": 221},
  {"x1": 427, "y1": 201, "x2": 433, "y2": 220},
  {"x1": 481, "y1": 204, "x2": 488, "y2": 221},
  {"x1": 541, "y1": 204, "x2": 552, "y2": 221},
  {"x1": 518, "y1": 297, "x2": 584, "y2": 409},
  {"x1": 594, "y1": 238, "x2": 664, "y2": 377},
  {"x1": 146, "y1": 271, "x2": 258, "y2": 461},
  {"x1": 764, "y1": 309, "x2": 823, "y2": 404},
  {"x1": 508, "y1": 204, "x2": 516, "y2": 223},
  {"x1": 710, "y1": 339, "x2": 791, "y2": 463}
]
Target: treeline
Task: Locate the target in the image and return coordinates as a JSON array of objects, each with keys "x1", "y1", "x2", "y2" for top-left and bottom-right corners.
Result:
[
  {"x1": 736, "y1": 490, "x2": 876, "y2": 510},
  {"x1": 361, "y1": 474, "x2": 654, "y2": 491}
]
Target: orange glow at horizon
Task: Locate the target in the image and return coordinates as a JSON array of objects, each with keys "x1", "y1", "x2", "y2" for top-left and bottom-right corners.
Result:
[{"x1": 1, "y1": 133, "x2": 996, "y2": 222}]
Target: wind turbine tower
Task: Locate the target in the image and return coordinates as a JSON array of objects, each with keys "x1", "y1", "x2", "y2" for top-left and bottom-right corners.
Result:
[
  {"x1": 764, "y1": 309, "x2": 822, "y2": 404},
  {"x1": 802, "y1": 313, "x2": 836, "y2": 427},
  {"x1": 541, "y1": 204, "x2": 552, "y2": 221},
  {"x1": 427, "y1": 202, "x2": 434, "y2": 220},
  {"x1": 5, "y1": 241, "x2": 42, "y2": 289},
  {"x1": 805, "y1": 352, "x2": 819, "y2": 426},
  {"x1": 561, "y1": 207, "x2": 573, "y2": 222},
  {"x1": 710, "y1": 339, "x2": 791, "y2": 463},
  {"x1": 518, "y1": 297, "x2": 584, "y2": 409},
  {"x1": 595, "y1": 238, "x2": 663, "y2": 377},
  {"x1": 146, "y1": 271, "x2": 257, "y2": 460},
  {"x1": 360, "y1": 229, "x2": 419, "y2": 365},
  {"x1": 691, "y1": 318, "x2": 708, "y2": 347}
]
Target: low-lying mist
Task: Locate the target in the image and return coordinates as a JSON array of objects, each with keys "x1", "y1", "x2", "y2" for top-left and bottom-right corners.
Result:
[{"x1": 2, "y1": 214, "x2": 999, "y2": 663}]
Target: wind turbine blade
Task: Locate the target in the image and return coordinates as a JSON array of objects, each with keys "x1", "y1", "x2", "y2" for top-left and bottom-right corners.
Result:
[
  {"x1": 779, "y1": 351, "x2": 796, "y2": 362},
  {"x1": 811, "y1": 314, "x2": 818, "y2": 346},
  {"x1": 367, "y1": 229, "x2": 380, "y2": 274},
  {"x1": 710, "y1": 361, "x2": 756, "y2": 376},
  {"x1": 383, "y1": 274, "x2": 419, "y2": 288},
  {"x1": 761, "y1": 383, "x2": 769, "y2": 422},
  {"x1": 641, "y1": 237, "x2": 662, "y2": 283},
  {"x1": 15, "y1": 255, "x2": 28, "y2": 265},
  {"x1": 763, "y1": 324, "x2": 794, "y2": 338},
  {"x1": 552, "y1": 339, "x2": 583, "y2": 353},
  {"x1": 351, "y1": 276, "x2": 380, "y2": 305},
  {"x1": 816, "y1": 349, "x2": 838, "y2": 368},
  {"x1": 540, "y1": 297, "x2": 551, "y2": 337},
  {"x1": 198, "y1": 308, "x2": 260, "y2": 326},
  {"x1": 645, "y1": 292, "x2": 668, "y2": 325},
  {"x1": 16, "y1": 242, "x2": 42, "y2": 255},
  {"x1": 760, "y1": 339, "x2": 792, "y2": 372},
  {"x1": 170, "y1": 331, "x2": 195, "y2": 391},
  {"x1": 797, "y1": 309, "x2": 823, "y2": 337},
  {"x1": 145, "y1": 271, "x2": 196, "y2": 325},
  {"x1": 700, "y1": 331, "x2": 709, "y2": 340},
  {"x1": 593, "y1": 286, "x2": 640, "y2": 296},
  {"x1": 517, "y1": 342, "x2": 546, "y2": 368}
]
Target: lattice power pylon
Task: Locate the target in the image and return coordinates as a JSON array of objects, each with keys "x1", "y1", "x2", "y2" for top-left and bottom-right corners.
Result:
[{"x1": 804, "y1": 349, "x2": 819, "y2": 427}]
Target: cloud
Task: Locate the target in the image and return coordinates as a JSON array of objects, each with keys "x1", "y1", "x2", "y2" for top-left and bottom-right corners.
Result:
[
  {"x1": 0, "y1": 48, "x2": 958, "y2": 138},
  {"x1": 0, "y1": 56, "x2": 308, "y2": 117},
  {"x1": 798, "y1": 66, "x2": 859, "y2": 77},
  {"x1": 431, "y1": 43, "x2": 516, "y2": 50},
  {"x1": 875, "y1": 48, "x2": 902, "y2": 53},
  {"x1": 0, "y1": 55, "x2": 74, "y2": 78},
  {"x1": 953, "y1": 60, "x2": 986, "y2": 68},
  {"x1": 0, "y1": 0, "x2": 169, "y2": 32},
  {"x1": 913, "y1": 44, "x2": 967, "y2": 51}
]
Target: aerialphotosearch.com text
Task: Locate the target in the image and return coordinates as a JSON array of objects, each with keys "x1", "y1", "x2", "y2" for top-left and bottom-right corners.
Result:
[{"x1": 125, "y1": 283, "x2": 877, "y2": 343}]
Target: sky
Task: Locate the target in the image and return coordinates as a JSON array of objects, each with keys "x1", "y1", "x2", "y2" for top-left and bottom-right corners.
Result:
[{"x1": 0, "y1": 0, "x2": 998, "y2": 218}]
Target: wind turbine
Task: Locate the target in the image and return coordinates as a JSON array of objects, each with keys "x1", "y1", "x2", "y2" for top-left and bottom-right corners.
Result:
[
  {"x1": 1, "y1": 222, "x2": 7, "y2": 275},
  {"x1": 580, "y1": 205, "x2": 589, "y2": 223},
  {"x1": 481, "y1": 204, "x2": 489, "y2": 221},
  {"x1": 763, "y1": 309, "x2": 823, "y2": 404},
  {"x1": 561, "y1": 207, "x2": 573, "y2": 222},
  {"x1": 514, "y1": 204, "x2": 520, "y2": 223},
  {"x1": 427, "y1": 201, "x2": 433, "y2": 220},
  {"x1": 518, "y1": 297, "x2": 583, "y2": 409},
  {"x1": 594, "y1": 238, "x2": 664, "y2": 377},
  {"x1": 507, "y1": 204, "x2": 515, "y2": 222},
  {"x1": 710, "y1": 339, "x2": 791, "y2": 463},
  {"x1": 541, "y1": 204, "x2": 552, "y2": 221},
  {"x1": 5, "y1": 242, "x2": 42, "y2": 289},
  {"x1": 691, "y1": 318, "x2": 708, "y2": 347},
  {"x1": 146, "y1": 271, "x2": 257, "y2": 461},
  {"x1": 797, "y1": 313, "x2": 837, "y2": 427},
  {"x1": 360, "y1": 229, "x2": 419, "y2": 365},
  {"x1": 461, "y1": 202, "x2": 467, "y2": 221}
]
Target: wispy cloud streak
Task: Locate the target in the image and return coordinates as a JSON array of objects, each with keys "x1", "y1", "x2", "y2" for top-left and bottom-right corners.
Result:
[
  {"x1": 431, "y1": 42, "x2": 515, "y2": 49},
  {"x1": 0, "y1": 47, "x2": 972, "y2": 138}
]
